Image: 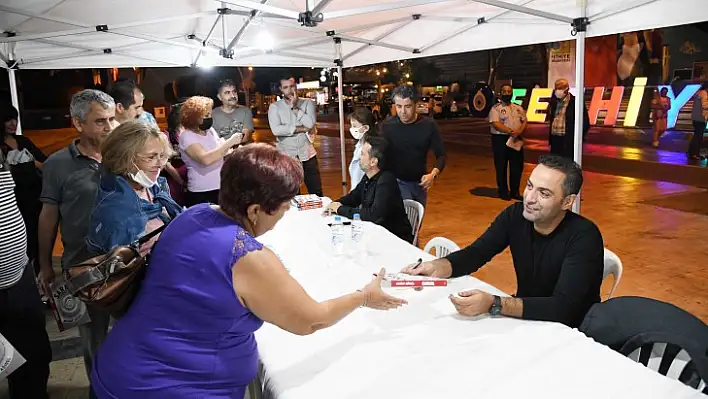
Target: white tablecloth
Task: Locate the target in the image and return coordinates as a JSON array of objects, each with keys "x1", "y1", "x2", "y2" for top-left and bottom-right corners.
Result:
[{"x1": 255, "y1": 200, "x2": 703, "y2": 399}]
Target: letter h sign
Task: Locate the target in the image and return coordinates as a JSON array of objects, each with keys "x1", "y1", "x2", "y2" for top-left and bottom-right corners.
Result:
[{"x1": 588, "y1": 86, "x2": 625, "y2": 126}]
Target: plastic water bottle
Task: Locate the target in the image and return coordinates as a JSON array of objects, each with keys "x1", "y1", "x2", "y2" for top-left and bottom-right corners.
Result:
[
  {"x1": 351, "y1": 214, "x2": 366, "y2": 262},
  {"x1": 331, "y1": 216, "x2": 344, "y2": 255},
  {"x1": 352, "y1": 214, "x2": 363, "y2": 244}
]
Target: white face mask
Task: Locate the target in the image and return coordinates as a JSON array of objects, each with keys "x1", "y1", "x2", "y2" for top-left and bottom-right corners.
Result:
[
  {"x1": 129, "y1": 164, "x2": 157, "y2": 189},
  {"x1": 555, "y1": 89, "x2": 567, "y2": 99},
  {"x1": 349, "y1": 126, "x2": 367, "y2": 140}
]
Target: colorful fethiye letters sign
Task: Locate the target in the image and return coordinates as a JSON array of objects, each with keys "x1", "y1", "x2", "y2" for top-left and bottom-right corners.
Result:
[{"x1": 511, "y1": 78, "x2": 707, "y2": 128}]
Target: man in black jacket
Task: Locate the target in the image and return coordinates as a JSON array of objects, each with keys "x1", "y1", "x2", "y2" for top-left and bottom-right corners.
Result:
[
  {"x1": 325, "y1": 135, "x2": 413, "y2": 243},
  {"x1": 402, "y1": 155, "x2": 604, "y2": 328},
  {"x1": 548, "y1": 78, "x2": 590, "y2": 159}
]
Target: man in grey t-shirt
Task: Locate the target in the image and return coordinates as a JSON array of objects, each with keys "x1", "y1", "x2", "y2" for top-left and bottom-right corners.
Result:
[{"x1": 213, "y1": 79, "x2": 254, "y2": 143}]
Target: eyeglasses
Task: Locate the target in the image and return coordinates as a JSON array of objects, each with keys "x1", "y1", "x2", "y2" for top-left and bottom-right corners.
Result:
[{"x1": 136, "y1": 153, "x2": 169, "y2": 164}]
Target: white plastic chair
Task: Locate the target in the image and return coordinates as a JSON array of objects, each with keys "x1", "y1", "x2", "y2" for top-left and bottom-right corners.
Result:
[
  {"x1": 603, "y1": 248, "x2": 623, "y2": 300},
  {"x1": 423, "y1": 237, "x2": 460, "y2": 258},
  {"x1": 403, "y1": 199, "x2": 425, "y2": 246}
]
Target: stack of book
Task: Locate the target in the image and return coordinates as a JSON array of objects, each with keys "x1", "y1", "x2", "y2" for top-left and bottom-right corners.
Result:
[{"x1": 292, "y1": 194, "x2": 323, "y2": 210}]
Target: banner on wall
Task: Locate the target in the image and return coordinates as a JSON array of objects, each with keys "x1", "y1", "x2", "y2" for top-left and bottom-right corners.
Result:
[{"x1": 548, "y1": 41, "x2": 576, "y2": 88}]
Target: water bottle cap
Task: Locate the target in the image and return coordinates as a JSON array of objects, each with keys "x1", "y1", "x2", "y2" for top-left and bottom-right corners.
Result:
[{"x1": 353, "y1": 213, "x2": 361, "y2": 220}]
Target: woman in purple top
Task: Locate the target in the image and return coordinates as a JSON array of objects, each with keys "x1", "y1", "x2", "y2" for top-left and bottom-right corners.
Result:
[
  {"x1": 178, "y1": 96, "x2": 243, "y2": 207},
  {"x1": 91, "y1": 143, "x2": 407, "y2": 398}
]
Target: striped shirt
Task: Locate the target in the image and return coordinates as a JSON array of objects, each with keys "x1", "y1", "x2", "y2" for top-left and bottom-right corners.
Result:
[{"x1": 0, "y1": 164, "x2": 28, "y2": 289}]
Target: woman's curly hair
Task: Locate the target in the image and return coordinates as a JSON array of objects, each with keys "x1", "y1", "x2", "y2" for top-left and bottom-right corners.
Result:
[{"x1": 180, "y1": 96, "x2": 213, "y2": 132}]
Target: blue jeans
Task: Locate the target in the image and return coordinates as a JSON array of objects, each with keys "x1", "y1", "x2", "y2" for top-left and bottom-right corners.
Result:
[{"x1": 397, "y1": 179, "x2": 427, "y2": 207}]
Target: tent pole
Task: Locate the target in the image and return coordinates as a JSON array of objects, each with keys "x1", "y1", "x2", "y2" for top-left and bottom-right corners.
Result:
[
  {"x1": 8, "y1": 68, "x2": 21, "y2": 135},
  {"x1": 335, "y1": 38, "x2": 347, "y2": 196},
  {"x1": 221, "y1": 2, "x2": 228, "y2": 49},
  {"x1": 572, "y1": 5, "x2": 587, "y2": 214}
]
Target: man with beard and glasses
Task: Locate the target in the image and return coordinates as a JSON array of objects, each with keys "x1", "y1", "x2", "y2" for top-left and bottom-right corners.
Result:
[
  {"x1": 325, "y1": 135, "x2": 413, "y2": 243},
  {"x1": 402, "y1": 155, "x2": 604, "y2": 328},
  {"x1": 212, "y1": 79, "x2": 255, "y2": 144},
  {"x1": 36, "y1": 89, "x2": 119, "y2": 396}
]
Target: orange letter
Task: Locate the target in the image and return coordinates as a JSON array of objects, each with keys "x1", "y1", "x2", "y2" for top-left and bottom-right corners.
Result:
[
  {"x1": 588, "y1": 86, "x2": 625, "y2": 125},
  {"x1": 526, "y1": 88, "x2": 553, "y2": 123}
]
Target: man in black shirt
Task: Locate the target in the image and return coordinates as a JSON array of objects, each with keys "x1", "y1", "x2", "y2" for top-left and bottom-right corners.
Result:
[
  {"x1": 381, "y1": 85, "x2": 446, "y2": 207},
  {"x1": 402, "y1": 155, "x2": 604, "y2": 327},
  {"x1": 325, "y1": 135, "x2": 413, "y2": 243}
]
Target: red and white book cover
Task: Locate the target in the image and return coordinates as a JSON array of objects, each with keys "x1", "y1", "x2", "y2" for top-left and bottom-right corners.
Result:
[{"x1": 381, "y1": 273, "x2": 448, "y2": 287}]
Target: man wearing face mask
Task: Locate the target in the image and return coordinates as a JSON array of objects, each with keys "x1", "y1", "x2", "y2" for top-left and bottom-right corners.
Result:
[
  {"x1": 268, "y1": 76, "x2": 322, "y2": 197},
  {"x1": 402, "y1": 155, "x2": 604, "y2": 328},
  {"x1": 325, "y1": 135, "x2": 413, "y2": 243},
  {"x1": 548, "y1": 79, "x2": 590, "y2": 159},
  {"x1": 488, "y1": 84, "x2": 527, "y2": 201},
  {"x1": 212, "y1": 79, "x2": 255, "y2": 143}
]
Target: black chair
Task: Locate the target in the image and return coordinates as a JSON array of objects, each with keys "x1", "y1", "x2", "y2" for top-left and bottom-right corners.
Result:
[{"x1": 580, "y1": 296, "x2": 708, "y2": 394}]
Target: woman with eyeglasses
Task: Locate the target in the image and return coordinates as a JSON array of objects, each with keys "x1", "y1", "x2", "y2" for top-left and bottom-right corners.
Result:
[{"x1": 86, "y1": 120, "x2": 183, "y2": 256}]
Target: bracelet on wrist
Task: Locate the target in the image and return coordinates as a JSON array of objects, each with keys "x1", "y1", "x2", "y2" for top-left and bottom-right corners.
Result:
[{"x1": 356, "y1": 289, "x2": 368, "y2": 308}]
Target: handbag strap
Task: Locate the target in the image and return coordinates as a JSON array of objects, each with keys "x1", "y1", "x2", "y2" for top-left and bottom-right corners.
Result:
[{"x1": 134, "y1": 222, "x2": 168, "y2": 246}]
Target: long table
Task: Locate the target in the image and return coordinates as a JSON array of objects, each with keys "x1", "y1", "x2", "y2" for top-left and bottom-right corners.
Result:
[{"x1": 254, "y1": 200, "x2": 703, "y2": 399}]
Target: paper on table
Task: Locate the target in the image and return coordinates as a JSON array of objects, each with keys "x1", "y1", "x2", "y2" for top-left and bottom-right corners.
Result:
[{"x1": 506, "y1": 136, "x2": 523, "y2": 151}]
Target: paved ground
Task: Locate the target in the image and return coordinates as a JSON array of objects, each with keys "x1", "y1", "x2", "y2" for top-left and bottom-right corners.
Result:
[{"x1": 2, "y1": 121, "x2": 707, "y2": 398}]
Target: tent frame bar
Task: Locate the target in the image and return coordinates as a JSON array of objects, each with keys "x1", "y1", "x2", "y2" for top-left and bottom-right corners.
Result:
[
  {"x1": 220, "y1": 0, "x2": 300, "y2": 19},
  {"x1": 343, "y1": 17, "x2": 417, "y2": 61},
  {"x1": 205, "y1": 14, "x2": 224, "y2": 47},
  {"x1": 323, "y1": 0, "x2": 453, "y2": 20},
  {"x1": 466, "y1": 0, "x2": 573, "y2": 23},
  {"x1": 0, "y1": 5, "x2": 218, "y2": 43},
  {"x1": 226, "y1": 15, "x2": 412, "y2": 61},
  {"x1": 233, "y1": 37, "x2": 332, "y2": 60},
  {"x1": 335, "y1": 34, "x2": 418, "y2": 54},
  {"x1": 311, "y1": 0, "x2": 334, "y2": 15},
  {"x1": 108, "y1": 30, "x2": 220, "y2": 53},
  {"x1": 226, "y1": 0, "x2": 270, "y2": 52},
  {"x1": 590, "y1": 0, "x2": 660, "y2": 21},
  {"x1": 18, "y1": 38, "x2": 183, "y2": 66},
  {"x1": 274, "y1": 51, "x2": 336, "y2": 64},
  {"x1": 0, "y1": 48, "x2": 9, "y2": 66},
  {"x1": 334, "y1": 37, "x2": 347, "y2": 196},
  {"x1": 8, "y1": 69, "x2": 21, "y2": 134},
  {"x1": 187, "y1": 34, "x2": 224, "y2": 51},
  {"x1": 418, "y1": 0, "x2": 535, "y2": 53},
  {"x1": 572, "y1": 12, "x2": 588, "y2": 214}
]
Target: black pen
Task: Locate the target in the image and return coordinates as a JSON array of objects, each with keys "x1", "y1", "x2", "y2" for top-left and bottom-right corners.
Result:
[{"x1": 411, "y1": 258, "x2": 423, "y2": 270}]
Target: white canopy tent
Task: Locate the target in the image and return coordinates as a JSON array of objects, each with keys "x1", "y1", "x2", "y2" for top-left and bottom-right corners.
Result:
[{"x1": 2, "y1": 0, "x2": 707, "y2": 210}]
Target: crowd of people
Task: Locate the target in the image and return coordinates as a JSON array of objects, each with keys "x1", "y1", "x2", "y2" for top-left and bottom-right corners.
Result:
[{"x1": 0, "y1": 74, "x2": 705, "y2": 398}]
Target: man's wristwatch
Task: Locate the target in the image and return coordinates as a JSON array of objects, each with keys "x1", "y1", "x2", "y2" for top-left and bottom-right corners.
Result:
[{"x1": 489, "y1": 295, "x2": 502, "y2": 316}]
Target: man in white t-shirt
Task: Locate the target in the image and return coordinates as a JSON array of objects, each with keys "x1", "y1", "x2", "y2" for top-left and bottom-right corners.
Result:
[{"x1": 488, "y1": 84, "x2": 527, "y2": 201}]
